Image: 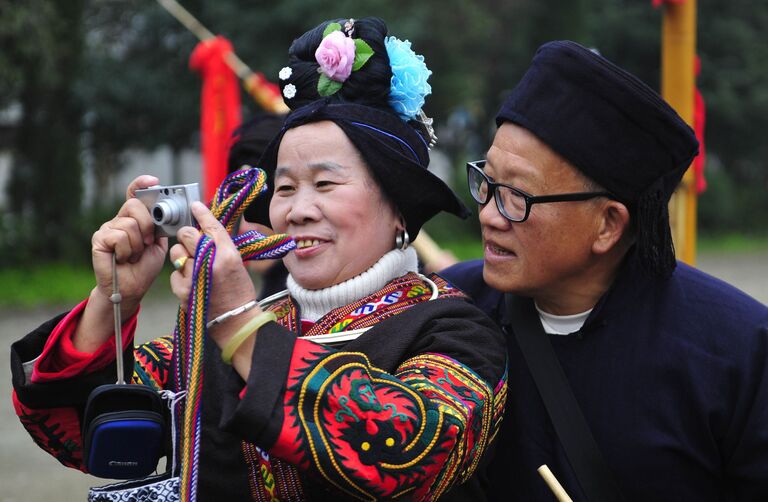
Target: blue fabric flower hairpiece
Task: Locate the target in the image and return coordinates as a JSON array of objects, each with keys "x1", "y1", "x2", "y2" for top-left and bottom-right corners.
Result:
[{"x1": 385, "y1": 36, "x2": 433, "y2": 122}]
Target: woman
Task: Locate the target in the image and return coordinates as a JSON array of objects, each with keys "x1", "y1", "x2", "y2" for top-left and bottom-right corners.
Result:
[{"x1": 11, "y1": 17, "x2": 506, "y2": 500}]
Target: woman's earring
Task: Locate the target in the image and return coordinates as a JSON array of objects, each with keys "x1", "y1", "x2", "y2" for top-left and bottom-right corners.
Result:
[{"x1": 395, "y1": 229, "x2": 410, "y2": 250}]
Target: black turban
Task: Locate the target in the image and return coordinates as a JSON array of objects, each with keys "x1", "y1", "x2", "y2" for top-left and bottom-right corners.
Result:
[
  {"x1": 246, "y1": 99, "x2": 469, "y2": 239},
  {"x1": 496, "y1": 40, "x2": 699, "y2": 277}
]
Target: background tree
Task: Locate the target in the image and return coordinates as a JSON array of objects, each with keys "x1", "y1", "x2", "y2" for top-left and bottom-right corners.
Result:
[
  {"x1": 1, "y1": 0, "x2": 766, "y2": 266},
  {"x1": 2, "y1": 0, "x2": 86, "y2": 263}
]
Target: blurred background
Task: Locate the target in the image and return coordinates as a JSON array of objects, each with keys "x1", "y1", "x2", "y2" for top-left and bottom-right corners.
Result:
[{"x1": 0, "y1": 0, "x2": 766, "y2": 499}]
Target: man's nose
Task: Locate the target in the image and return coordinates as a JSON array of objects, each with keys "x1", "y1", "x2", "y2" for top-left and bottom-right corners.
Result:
[{"x1": 478, "y1": 194, "x2": 511, "y2": 229}]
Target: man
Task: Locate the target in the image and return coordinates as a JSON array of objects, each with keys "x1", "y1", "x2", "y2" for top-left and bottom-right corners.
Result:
[{"x1": 442, "y1": 40, "x2": 768, "y2": 501}]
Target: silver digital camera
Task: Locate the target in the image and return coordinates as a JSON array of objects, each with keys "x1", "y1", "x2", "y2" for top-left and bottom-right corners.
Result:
[{"x1": 134, "y1": 183, "x2": 200, "y2": 237}]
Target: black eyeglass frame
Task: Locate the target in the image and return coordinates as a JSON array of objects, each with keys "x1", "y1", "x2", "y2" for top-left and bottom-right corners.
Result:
[{"x1": 466, "y1": 160, "x2": 616, "y2": 223}]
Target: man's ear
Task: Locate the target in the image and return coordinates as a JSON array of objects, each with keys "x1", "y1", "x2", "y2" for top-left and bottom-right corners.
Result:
[{"x1": 592, "y1": 200, "x2": 631, "y2": 255}]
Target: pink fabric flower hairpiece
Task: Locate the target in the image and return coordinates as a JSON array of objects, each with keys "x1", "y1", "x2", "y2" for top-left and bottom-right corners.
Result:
[
  {"x1": 315, "y1": 31, "x2": 356, "y2": 82},
  {"x1": 312, "y1": 20, "x2": 374, "y2": 97}
]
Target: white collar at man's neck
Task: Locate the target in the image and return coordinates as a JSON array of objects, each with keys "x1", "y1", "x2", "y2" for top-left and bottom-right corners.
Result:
[{"x1": 534, "y1": 303, "x2": 593, "y2": 335}]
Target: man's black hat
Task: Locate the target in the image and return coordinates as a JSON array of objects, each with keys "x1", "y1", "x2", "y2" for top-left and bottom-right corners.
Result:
[
  {"x1": 228, "y1": 113, "x2": 286, "y2": 174},
  {"x1": 496, "y1": 40, "x2": 699, "y2": 277},
  {"x1": 247, "y1": 99, "x2": 469, "y2": 239},
  {"x1": 228, "y1": 113, "x2": 286, "y2": 223}
]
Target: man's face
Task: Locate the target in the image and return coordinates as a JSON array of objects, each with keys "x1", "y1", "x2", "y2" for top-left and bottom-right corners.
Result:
[{"x1": 479, "y1": 123, "x2": 605, "y2": 308}]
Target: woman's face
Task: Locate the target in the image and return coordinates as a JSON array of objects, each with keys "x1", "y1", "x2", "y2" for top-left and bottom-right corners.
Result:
[{"x1": 269, "y1": 121, "x2": 400, "y2": 290}]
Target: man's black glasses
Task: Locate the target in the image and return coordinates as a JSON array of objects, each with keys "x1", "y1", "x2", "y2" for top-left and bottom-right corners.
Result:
[{"x1": 466, "y1": 160, "x2": 615, "y2": 223}]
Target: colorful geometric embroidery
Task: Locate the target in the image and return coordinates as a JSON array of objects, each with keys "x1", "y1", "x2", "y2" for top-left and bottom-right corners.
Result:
[
  {"x1": 14, "y1": 272, "x2": 501, "y2": 501},
  {"x1": 13, "y1": 400, "x2": 83, "y2": 471},
  {"x1": 241, "y1": 442, "x2": 304, "y2": 501},
  {"x1": 244, "y1": 274, "x2": 503, "y2": 500},
  {"x1": 397, "y1": 353, "x2": 496, "y2": 492},
  {"x1": 490, "y1": 366, "x2": 508, "y2": 444},
  {"x1": 237, "y1": 272, "x2": 484, "y2": 499},
  {"x1": 306, "y1": 273, "x2": 464, "y2": 336},
  {"x1": 133, "y1": 336, "x2": 174, "y2": 390}
]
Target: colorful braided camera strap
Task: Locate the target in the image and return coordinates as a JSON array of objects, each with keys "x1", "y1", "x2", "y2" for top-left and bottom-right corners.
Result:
[{"x1": 171, "y1": 168, "x2": 295, "y2": 502}]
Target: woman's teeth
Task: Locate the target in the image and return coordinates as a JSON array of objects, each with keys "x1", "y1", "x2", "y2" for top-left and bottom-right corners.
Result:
[{"x1": 296, "y1": 239, "x2": 321, "y2": 249}]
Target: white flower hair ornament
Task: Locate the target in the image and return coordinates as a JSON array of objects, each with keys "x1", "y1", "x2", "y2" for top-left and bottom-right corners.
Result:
[
  {"x1": 279, "y1": 67, "x2": 292, "y2": 80},
  {"x1": 283, "y1": 83, "x2": 297, "y2": 100},
  {"x1": 385, "y1": 36, "x2": 437, "y2": 148}
]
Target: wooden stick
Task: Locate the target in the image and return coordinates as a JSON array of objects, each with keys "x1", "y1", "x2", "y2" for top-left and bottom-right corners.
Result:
[
  {"x1": 411, "y1": 231, "x2": 458, "y2": 274},
  {"x1": 156, "y1": 0, "x2": 249, "y2": 76},
  {"x1": 537, "y1": 465, "x2": 573, "y2": 502},
  {"x1": 156, "y1": 0, "x2": 214, "y2": 41},
  {"x1": 155, "y1": 0, "x2": 288, "y2": 113}
]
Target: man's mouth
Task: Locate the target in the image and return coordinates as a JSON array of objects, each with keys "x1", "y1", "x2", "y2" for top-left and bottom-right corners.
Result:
[
  {"x1": 488, "y1": 244, "x2": 513, "y2": 255},
  {"x1": 484, "y1": 239, "x2": 516, "y2": 258}
]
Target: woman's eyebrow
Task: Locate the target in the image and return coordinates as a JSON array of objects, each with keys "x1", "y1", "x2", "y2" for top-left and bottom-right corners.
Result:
[
  {"x1": 274, "y1": 162, "x2": 345, "y2": 178},
  {"x1": 309, "y1": 162, "x2": 345, "y2": 173}
]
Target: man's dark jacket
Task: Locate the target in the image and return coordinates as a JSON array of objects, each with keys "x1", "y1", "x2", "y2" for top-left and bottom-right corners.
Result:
[{"x1": 442, "y1": 252, "x2": 768, "y2": 501}]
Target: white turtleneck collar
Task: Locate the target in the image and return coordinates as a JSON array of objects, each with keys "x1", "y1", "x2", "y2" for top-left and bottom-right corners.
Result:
[{"x1": 286, "y1": 247, "x2": 419, "y2": 322}]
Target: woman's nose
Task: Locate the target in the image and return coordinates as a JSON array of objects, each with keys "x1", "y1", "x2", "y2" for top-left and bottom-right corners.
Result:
[{"x1": 286, "y1": 192, "x2": 322, "y2": 225}]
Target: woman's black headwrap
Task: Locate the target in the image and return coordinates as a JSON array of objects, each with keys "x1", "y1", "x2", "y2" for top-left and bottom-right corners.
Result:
[
  {"x1": 496, "y1": 40, "x2": 699, "y2": 277},
  {"x1": 245, "y1": 99, "x2": 468, "y2": 239},
  {"x1": 244, "y1": 17, "x2": 468, "y2": 238}
]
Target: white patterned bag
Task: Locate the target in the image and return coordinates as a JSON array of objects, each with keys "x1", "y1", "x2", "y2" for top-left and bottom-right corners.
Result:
[{"x1": 88, "y1": 472, "x2": 179, "y2": 502}]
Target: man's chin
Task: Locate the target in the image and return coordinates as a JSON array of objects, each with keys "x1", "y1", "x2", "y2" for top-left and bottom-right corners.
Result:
[
  {"x1": 482, "y1": 261, "x2": 510, "y2": 291},
  {"x1": 481, "y1": 261, "x2": 531, "y2": 295}
]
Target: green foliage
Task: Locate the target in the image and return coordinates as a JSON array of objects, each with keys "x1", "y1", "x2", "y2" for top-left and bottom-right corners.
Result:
[
  {"x1": 3, "y1": 0, "x2": 86, "y2": 261},
  {"x1": 1, "y1": 0, "x2": 767, "y2": 271},
  {"x1": 0, "y1": 264, "x2": 95, "y2": 307},
  {"x1": 698, "y1": 233, "x2": 768, "y2": 254},
  {"x1": 699, "y1": 164, "x2": 768, "y2": 234}
]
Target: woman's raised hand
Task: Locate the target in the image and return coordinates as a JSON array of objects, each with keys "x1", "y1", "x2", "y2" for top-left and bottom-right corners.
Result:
[
  {"x1": 170, "y1": 201, "x2": 261, "y2": 345},
  {"x1": 91, "y1": 175, "x2": 169, "y2": 312},
  {"x1": 74, "y1": 176, "x2": 169, "y2": 353}
]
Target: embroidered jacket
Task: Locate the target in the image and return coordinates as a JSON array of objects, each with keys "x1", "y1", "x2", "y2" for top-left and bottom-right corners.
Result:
[{"x1": 11, "y1": 273, "x2": 507, "y2": 501}]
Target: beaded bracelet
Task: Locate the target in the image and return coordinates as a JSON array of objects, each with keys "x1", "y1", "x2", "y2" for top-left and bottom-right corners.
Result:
[
  {"x1": 220, "y1": 311, "x2": 277, "y2": 365},
  {"x1": 206, "y1": 300, "x2": 258, "y2": 329}
]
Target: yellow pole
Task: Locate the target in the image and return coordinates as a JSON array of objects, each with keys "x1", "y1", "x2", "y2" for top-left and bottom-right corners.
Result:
[{"x1": 661, "y1": 0, "x2": 697, "y2": 265}]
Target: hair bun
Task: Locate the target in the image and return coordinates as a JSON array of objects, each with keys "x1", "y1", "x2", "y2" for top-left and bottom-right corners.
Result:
[{"x1": 278, "y1": 17, "x2": 392, "y2": 110}]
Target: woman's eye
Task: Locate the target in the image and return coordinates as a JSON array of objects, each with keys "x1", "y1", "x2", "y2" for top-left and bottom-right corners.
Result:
[
  {"x1": 275, "y1": 184, "x2": 295, "y2": 193},
  {"x1": 316, "y1": 180, "x2": 336, "y2": 188}
]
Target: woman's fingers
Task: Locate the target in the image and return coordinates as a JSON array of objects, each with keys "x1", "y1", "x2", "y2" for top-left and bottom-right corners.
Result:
[
  {"x1": 191, "y1": 202, "x2": 232, "y2": 245},
  {"x1": 94, "y1": 225, "x2": 137, "y2": 263},
  {"x1": 175, "y1": 202, "x2": 241, "y2": 263},
  {"x1": 168, "y1": 240, "x2": 193, "y2": 304},
  {"x1": 169, "y1": 243, "x2": 191, "y2": 271},
  {"x1": 169, "y1": 268, "x2": 191, "y2": 304},
  {"x1": 118, "y1": 198, "x2": 160, "y2": 247},
  {"x1": 125, "y1": 175, "x2": 160, "y2": 200},
  {"x1": 95, "y1": 198, "x2": 162, "y2": 262},
  {"x1": 172, "y1": 202, "x2": 256, "y2": 324}
]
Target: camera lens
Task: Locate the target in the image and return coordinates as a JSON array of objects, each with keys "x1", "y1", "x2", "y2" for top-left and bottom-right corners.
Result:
[{"x1": 152, "y1": 200, "x2": 180, "y2": 225}]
